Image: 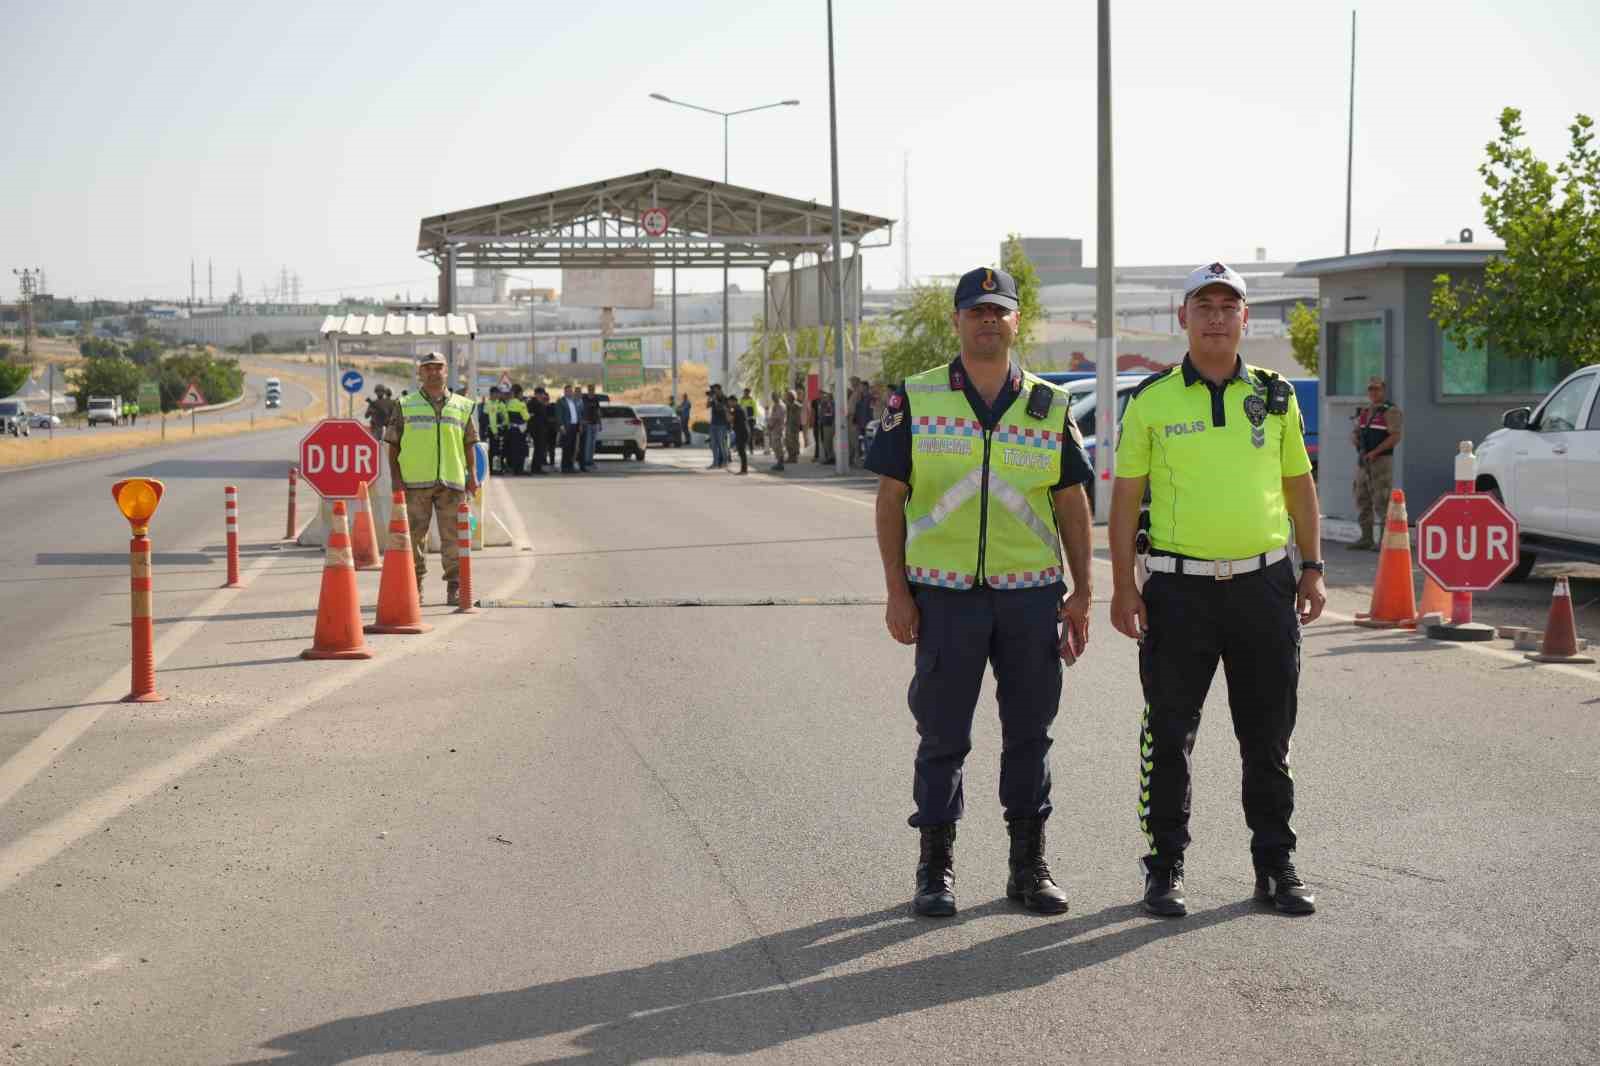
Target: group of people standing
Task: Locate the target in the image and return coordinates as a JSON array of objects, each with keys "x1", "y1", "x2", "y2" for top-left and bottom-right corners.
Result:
[{"x1": 478, "y1": 382, "x2": 604, "y2": 476}]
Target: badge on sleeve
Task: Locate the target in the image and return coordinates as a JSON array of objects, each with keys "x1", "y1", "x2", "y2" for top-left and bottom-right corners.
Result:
[
  {"x1": 1243, "y1": 394, "x2": 1267, "y2": 427},
  {"x1": 881, "y1": 411, "x2": 904, "y2": 432}
]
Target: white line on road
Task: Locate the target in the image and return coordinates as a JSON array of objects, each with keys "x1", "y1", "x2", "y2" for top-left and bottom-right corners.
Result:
[
  {"x1": 0, "y1": 496, "x2": 539, "y2": 894},
  {"x1": 0, "y1": 550, "x2": 284, "y2": 812}
]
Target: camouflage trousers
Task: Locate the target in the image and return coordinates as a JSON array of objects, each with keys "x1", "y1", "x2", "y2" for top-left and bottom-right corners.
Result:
[
  {"x1": 1352, "y1": 455, "x2": 1394, "y2": 537},
  {"x1": 784, "y1": 427, "x2": 801, "y2": 463},
  {"x1": 406, "y1": 485, "x2": 465, "y2": 584}
]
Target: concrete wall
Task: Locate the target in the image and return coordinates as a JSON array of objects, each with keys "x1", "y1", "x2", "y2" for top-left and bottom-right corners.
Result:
[{"x1": 151, "y1": 314, "x2": 325, "y2": 348}]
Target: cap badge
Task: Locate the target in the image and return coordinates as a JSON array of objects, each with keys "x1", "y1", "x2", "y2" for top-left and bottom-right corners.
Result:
[
  {"x1": 1208, "y1": 262, "x2": 1226, "y2": 275},
  {"x1": 981, "y1": 270, "x2": 997, "y2": 292}
]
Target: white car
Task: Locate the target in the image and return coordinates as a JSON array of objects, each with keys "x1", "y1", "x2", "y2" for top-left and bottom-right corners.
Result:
[
  {"x1": 28, "y1": 412, "x2": 61, "y2": 429},
  {"x1": 596, "y1": 403, "x2": 647, "y2": 461},
  {"x1": 1474, "y1": 365, "x2": 1600, "y2": 580}
]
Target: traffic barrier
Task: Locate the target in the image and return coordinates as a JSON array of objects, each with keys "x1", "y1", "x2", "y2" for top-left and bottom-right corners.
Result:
[
  {"x1": 301, "y1": 500, "x2": 374, "y2": 660},
  {"x1": 112, "y1": 478, "x2": 166, "y2": 703},
  {"x1": 454, "y1": 500, "x2": 477, "y2": 614},
  {"x1": 284, "y1": 466, "x2": 299, "y2": 540},
  {"x1": 351, "y1": 480, "x2": 380, "y2": 570},
  {"x1": 1356, "y1": 490, "x2": 1418, "y2": 629},
  {"x1": 223, "y1": 484, "x2": 244, "y2": 588},
  {"x1": 365, "y1": 490, "x2": 430, "y2": 635},
  {"x1": 1525, "y1": 577, "x2": 1596, "y2": 665}
]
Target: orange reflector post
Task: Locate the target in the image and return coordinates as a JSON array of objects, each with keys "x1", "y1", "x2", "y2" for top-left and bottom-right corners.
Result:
[{"x1": 110, "y1": 478, "x2": 166, "y2": 702}]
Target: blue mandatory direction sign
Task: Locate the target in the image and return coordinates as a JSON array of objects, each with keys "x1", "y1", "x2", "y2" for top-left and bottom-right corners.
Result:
[{"x1": 340, "y1": 369, "x2": 365, "y2": 394}]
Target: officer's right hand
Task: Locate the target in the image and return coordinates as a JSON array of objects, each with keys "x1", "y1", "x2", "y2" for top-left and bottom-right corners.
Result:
[
  {"x1": 1110, "y1": 586, "x2": 1147, "y2": 641},
  {"x1": 885, "y1": 587, "x2": 920, "y2": 645}
]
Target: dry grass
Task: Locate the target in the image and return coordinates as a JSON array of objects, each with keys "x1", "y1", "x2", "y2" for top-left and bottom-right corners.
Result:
[{"x1": 0, "y1": 363, "x2": 328, "y2": 470}]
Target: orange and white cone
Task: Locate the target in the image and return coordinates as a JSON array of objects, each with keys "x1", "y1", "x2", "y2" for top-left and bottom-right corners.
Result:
[
  {"x1": 350, "y1": 480, "x2": 381, "y2": 570},
  {"x1": 1356, "y1": 490, "x2": 1418, "y2": 629},
  {"x1": 1525, "y1": 577, "x2": 1596, "y2": 664},
  {"x1": 1415, "y1": 573, "x2": 1452, "y2": 625},
  {"x1": 454, "y1": 500, "x2": 478, "y2": 614},
  {"x1": 366, "y1": 490, "x2": 430, "y2": 635},
  {"x1": 301, "y1": 500, "x2": 374, "y2": 660}
]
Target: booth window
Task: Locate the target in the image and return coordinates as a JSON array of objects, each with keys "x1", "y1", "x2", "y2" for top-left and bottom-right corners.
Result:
[
  {"x1": 1328, "y1": 318, "x2": 1383, "y2": 395},
  {"x1": 1439, "y1": 330, "x2": 1563, "y2": 396}
]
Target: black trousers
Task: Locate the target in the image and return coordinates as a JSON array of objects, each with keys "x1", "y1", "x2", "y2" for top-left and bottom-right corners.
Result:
[
  {"x1": 528, "y1": 427, "x2": 545, "y2": 472},
  {"x1": 503, "y1": 425, "x2": 526, "y2": 474},
  {"x1": 1138, "y1": 556, "x2": 1301, "y2": 867},
  {"x1": 560, "y1": 426, "x2": 579, "y2": 471},
  {"x1": 734, "y1": 434, "x2": 749, "y2": 472},
  {"x1": 907, "y1": 583, "x2": 1063, "y2": 828}
]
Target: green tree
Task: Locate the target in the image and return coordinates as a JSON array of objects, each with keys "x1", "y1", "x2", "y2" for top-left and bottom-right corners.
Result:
[
  {"x1": 70, "y1": 356, "x2": 147, "y2": 411},
  {"x1": 0, "y1": 346, "x2": 29, "y2": 398},
  {"x1": 127, "y1": 336, "x2": 164, "y2": 366},
  {"x1": 80, "y1": 337, "x2": 123, "y2": 360},
  {"x1": 881, "y1": 282, "x2": 959, "y2": 384},
  {"x1": 158, "y1": 350, "x2": 243, "y2": 412},
  {"x1": 1432, "y1": 108, "x2": 1600, "y2": 367},
  {"x1": 1287, "y1": 302, "x2": 1320, "y2": 373},
  {"x1": 1000, "y1": 233, "x2": 1047, "y2": 359}
]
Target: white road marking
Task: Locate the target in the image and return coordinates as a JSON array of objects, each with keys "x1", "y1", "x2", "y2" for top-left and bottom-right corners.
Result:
[
  {"x1": 0, "y1": 550, "x2": 281, "y2": 812},
  {"x1": 0, "y1": 494, "x2": 539, "y2": 893}
]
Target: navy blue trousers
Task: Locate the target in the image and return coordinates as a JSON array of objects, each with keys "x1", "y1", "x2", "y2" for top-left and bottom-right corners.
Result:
[{"x1": 906, "y1": 583, "x2": 1063, "y2": 828}]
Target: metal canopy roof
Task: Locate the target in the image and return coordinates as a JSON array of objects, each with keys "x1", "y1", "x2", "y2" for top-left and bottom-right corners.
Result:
[
  {"x1": 416, "y1": 168, "x2": 894, "y2": 270},
  {"x1": 319, "y1": 312, "x2": 477, "y2": 338}
]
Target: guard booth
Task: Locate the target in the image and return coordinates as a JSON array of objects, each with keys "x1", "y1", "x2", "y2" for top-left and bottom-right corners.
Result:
[
  {"x1": 301, "y1": 313, "x2": 510, "y2": 549},
  {"x1": 1287, "y1": 243, "x2": 1568, "y2": 519}
]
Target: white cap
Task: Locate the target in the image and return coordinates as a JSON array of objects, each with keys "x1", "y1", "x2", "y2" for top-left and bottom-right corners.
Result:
[{"x1": 1183, "y1": 261, "x2": 1247, "y2": 301}]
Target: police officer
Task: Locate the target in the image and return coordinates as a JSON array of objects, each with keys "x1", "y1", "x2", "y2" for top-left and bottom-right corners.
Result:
[
  {"x1": 1108, "y1": 262, "x2": 1326, "y2": 918},
  {"x1": 385, "y1": 351, "x2": 479, "y2": 606},
  {"x1": 867, "y1": 266, "x2": 1094, "y2": 919},
  {"x1": 1349, "y1": 376, "x2": 1402, "y2": 550},
  {"x1": 503, "y1": 384, "x2": 530, "y2": 475}
]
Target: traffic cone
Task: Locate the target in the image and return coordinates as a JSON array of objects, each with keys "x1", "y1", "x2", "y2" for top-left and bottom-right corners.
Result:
[
  {"x1": 365, "y1": 490, "x2": 431, "y2": 635},
  {"x1": 1525, "y1": 577, "x2": 1596, "y2": 664},
  {"x1": 301, "y1": 500, "x2": 374, "y2": 660},
  {"x1": 350, "y1": 480, "x2": 380, "y2": 570},
  {"x1": 1356, "y1": 490, "x2": 1418, "y2": 629},
  {"x1": 1415, "y1": 573, "x2": 1452, "y2": 625}
]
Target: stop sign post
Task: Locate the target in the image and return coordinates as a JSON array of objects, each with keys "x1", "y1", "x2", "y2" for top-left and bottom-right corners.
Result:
[{"x1": 299, "y1": 419, "x2": 381, "y2": 499}]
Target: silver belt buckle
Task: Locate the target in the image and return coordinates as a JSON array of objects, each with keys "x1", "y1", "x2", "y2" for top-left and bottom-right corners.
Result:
[{"x1": 1214, "y1": 558, "x2": 1234, "y2": 581}]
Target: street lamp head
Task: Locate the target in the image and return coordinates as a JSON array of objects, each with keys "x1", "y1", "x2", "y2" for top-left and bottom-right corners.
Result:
[
  {"x1": 649, "y1": 93, "x2": 671, "y2": 102},
  {"x1": 781, "y1": 99, "x2": 800, "y2": 106}
]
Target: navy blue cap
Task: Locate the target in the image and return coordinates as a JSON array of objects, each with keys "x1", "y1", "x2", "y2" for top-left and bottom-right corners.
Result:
[{"x1": 954, "y1": 267, "x2": 1019, "y2": 312}]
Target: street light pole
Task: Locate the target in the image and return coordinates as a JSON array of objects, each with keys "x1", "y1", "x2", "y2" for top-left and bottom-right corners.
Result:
[
  {"x1": 1094, "y1": 0, "x2": 1117, "y2": 522},
  {"x1": 825, "y1": 0, "x2": 848, "y2": 476},
  {"x1": 649, "y1": 92, "x2": 799, "y2": 390}
]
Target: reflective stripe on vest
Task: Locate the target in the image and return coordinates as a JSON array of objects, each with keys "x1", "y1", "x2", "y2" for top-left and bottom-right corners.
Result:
[
  {"x1": 398, "y1": 393, "x2": 471, "y2": 490},
  {"x1": 901, "y1": 365, "x2": 1066, "y2": 590}
]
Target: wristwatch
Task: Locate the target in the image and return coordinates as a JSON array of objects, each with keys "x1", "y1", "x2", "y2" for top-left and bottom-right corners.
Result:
[{"x1": 1300, "y1": 560, "x2": 1326, "y2": 574}]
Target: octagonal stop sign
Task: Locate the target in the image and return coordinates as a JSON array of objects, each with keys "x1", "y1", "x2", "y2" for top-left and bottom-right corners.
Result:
[
  {"x1": 1415, "y1": 493, "x2": 1520, "y2": 592},
  {"x1": 298, "y1": 419, "x2": 381, "y2": 499}
]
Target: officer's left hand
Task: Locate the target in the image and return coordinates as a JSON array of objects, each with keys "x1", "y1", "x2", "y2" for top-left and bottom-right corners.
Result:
[
  {"x1": 1058, "y1": 589, "x2": 1091, "y2": 659},
  {"x1": 466, "y1": 477, "x2": 479, "y2": 496},
  {"x1": 1297, "y1": 571, "x2": 1326, "y2": 625}
]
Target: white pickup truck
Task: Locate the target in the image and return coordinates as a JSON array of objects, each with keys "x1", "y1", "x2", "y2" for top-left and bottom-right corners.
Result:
[
  {"x1": 86, "y1": 396, "x2": 121, "y2": 426},
  {"x1": 1474, "y1": 365, "x2": 1600, "y2": 580}
]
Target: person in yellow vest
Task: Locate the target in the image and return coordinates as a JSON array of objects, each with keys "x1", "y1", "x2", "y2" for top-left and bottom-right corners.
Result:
[
  {"x1": 867, "y1": 266, "x2": 1094, "y2": 919},
  {"x1": 385, "y1": 351, "x2": 479, "y2": 606},
  {"x1": 1108, "y1": 262, "x2": 1325, "y2": 918}
]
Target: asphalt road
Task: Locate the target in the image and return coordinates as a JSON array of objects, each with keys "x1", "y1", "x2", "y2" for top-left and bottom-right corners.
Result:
[{"x1": 1, "y1": 437, "x2": 1597, "y2": 1065}]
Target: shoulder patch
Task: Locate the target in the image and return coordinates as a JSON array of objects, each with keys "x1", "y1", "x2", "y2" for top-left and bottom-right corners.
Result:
[{"x1": 1127, "y1": 366, "x2": 1176, "y2": 401}]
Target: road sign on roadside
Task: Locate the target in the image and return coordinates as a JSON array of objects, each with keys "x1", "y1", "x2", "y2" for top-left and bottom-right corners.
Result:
[
  {"x1": 640, "y1": 207, "x2": 669, "y2": 237},
  {"x1": 138, "y1": 380, "x2": 161, "y2": 410},
  {"x1": 1416, "y1": 493, "x2": 1520, "y2": 592},
  {"x1": 299, "y1": 419, "x2": 381, "y2": 499},
  {"x1": 178, "y1": 381, "x2": 207, "y2": 408},
  {"x1": 341, "y1": 369, "x2": 365, "y2": 394},
  {"x1": 497, "y1": 371, "x2": 513, "y2": 392}
]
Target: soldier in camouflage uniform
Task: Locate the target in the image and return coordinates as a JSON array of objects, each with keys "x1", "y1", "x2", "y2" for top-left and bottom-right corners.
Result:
[{"x1": 1349, "y1": 377, "x2": 1402, "y2": 550}]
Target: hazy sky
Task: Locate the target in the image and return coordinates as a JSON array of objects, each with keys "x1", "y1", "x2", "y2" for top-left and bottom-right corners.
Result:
[{"x1": 5, "y1": 0, "x2": 1596, "y2": 302}]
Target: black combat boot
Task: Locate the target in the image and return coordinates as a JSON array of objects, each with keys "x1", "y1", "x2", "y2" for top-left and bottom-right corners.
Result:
[
  {"x1": 913, "y1": 823, "x2": 957, "y2": 917},
  {"x1": 1005, "y1": 817, "x2": 1069, "y2": 915},
  {"x1": 1255, "y1": 859, "x2": 1316, "y2": 915},
  {"x1": 1142, "y1": 856, "x2": 1187, "y2": 917},
  {"x1": 445, "y1": 581, "x2": 460, "y2": 607}
]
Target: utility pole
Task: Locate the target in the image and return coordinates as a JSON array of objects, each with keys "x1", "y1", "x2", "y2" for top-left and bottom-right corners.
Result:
[
  {"x1": 208, "y1": 259, "x2": 214, "y2": 306},
  {"x1": 825, "y1": 0, "x2": 848, "y2": 476},
  {"x1": 1094, "y1": 0, "x2": 1117, "y2": 521},
  {"x1": 1344, "y1": 9, "x2": 1357, "y2": 256},
  {"x1": 189, "y1": 259, "x2": 196, "y2": 310},
  {"x1": 12, "y1": 268, "x2": 39, "y2": 360},
  {"x1": 902, "y1": 151, "x2": 911, "y2": 289}
]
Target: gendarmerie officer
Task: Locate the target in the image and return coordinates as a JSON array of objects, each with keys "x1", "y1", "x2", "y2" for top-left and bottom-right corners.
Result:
[
  {"x1": 867, "y1": 266, "x2": 1094, "y2": 918},
  {"x1": 1108, "y1": 262, "x2": 1326, "y2": 918},
  {"x1": 1349, "y1": 376, "x2": 1402, "y2": 550}
]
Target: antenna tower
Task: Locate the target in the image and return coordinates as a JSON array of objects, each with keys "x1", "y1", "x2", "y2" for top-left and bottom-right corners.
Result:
[
  {"x1": 902, "y1": 151, "x2": 911, "y2": 288},
  {"x1": 11, "y1": 268, "x2": 39, "y2": 359}
]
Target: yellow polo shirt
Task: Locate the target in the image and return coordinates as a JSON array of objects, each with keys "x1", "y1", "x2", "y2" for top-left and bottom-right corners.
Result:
[{"x1": 1116, "y1": 357, "x2": 1312, "y2": 560}]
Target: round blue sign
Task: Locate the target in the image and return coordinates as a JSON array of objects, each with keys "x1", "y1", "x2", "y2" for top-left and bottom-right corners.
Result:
[
  {"x1": 473, "y1": 440, "x2": 489, "y2": 483},
  {"x1": 340, "y1": 369, "x2": 365, "y2": 394}
]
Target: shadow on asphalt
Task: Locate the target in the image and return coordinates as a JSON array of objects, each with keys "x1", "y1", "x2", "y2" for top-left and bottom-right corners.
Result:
[
  {"x1": 160, "y1": 656, "x2": 305, "y2": 672},
  {"x1": 1315, "y1": 640, "x2": 1453, "y2": 657},
  {"x1": 531, "y1": 534, "x2": 877, "y2": 559},
  {"x1": 236, "y1": 900, "x2": 1254, "y2": 1065},
  {"x1": 117, "y1": 608, "x2": 319, "y2": 626},
  {"x1": 107, "y1": 459, "x2": 297, "y2": 481},
  {"x1": 0, "y1": 699, "x2": 124, "y2": 718}
]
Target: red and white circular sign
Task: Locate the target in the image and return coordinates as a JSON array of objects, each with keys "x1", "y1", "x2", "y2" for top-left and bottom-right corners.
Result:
[{"x1": 640, "y1": 208, "x2": 669, "y2": 237}]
